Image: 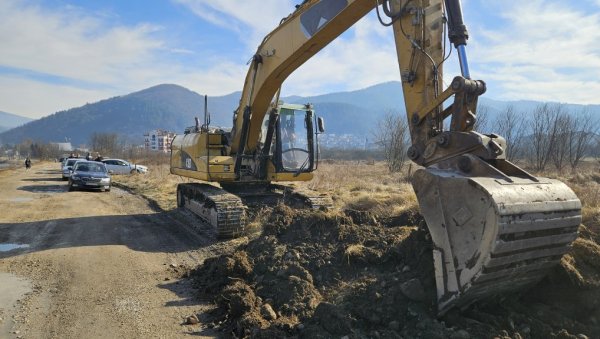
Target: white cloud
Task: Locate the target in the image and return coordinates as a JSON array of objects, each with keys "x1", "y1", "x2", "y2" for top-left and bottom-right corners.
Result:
[
  {"x1": 469, "y1": 0, "x2": 600, "y2": 103},
  {"x1": 0, "y1": 0, "x2": 249, "y2": 117},
  {"x1": 284, "y1": 13, "x2": 399, "y2": 96},
  {"x1": 2, "y1": 0, "x2": 600, "y2": 119},
  {"x1": 0, "y1": 1, "x2": 164, "y2": 84},
  {"x1": 173, "y1": 0, "x2": 296, "y2": 47},
  {"x1": 0, "y1": 76, "x2": 114, "y2": 119}
]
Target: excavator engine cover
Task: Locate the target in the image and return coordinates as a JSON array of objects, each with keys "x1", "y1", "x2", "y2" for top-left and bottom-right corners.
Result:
[{"x1": 412, "y1": 165, "x2": 581, "y2": 314}]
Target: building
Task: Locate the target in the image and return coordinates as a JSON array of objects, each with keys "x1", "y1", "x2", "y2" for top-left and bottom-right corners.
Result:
[
  {"x1": 144, "y1": 129, "x2": 176, "y2": 152},
  {"x1": 51, "y1": 142, "x2": 73, "y2": 152}
]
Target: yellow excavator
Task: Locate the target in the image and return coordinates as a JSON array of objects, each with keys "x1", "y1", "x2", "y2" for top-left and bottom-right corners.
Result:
[{"x1": 170, "y1": 0, "x2": 581, "y2": 314}]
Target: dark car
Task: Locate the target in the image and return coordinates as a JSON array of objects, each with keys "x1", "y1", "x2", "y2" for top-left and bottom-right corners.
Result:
[{"x1": 68, "y1": 161, "x2": 112, "y2": 192}]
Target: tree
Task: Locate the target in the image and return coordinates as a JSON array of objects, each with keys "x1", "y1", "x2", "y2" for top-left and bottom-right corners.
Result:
[
  {"x1": 494, "y1": 105, "x2": 527, "y2": 162},
  {"x1": 567, "y1": 109, "x2": 598, "y2": 171},
  {"x1": 550, "y1": 113, "x2": 571, "y2": 172},
  {"x1": 373, "y1": 112, "x2": 410, "y2": 172},
  {"x1": 528, "y1": 103, "x2": 565, "y2": 172},
  {"x1": 90, "y1": 133, "x2": 120, "y2": 157},
  {"x1": 474, "y1": 104, "x2": 491, "y2": 134}
]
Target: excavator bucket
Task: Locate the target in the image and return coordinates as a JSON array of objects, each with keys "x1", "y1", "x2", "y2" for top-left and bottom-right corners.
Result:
[{"x1": 412, "y1": 160, "x2": 581, "y2": 314}]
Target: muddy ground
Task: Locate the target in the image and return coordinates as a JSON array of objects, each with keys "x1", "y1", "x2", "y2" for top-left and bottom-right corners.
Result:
[
  {"x1": 2, "y1": 161, "x2": 599, "y2": 338},
  {"x1": 192, "y1": 204, "x2": 600, "y2": 339},
  {"x1": 0, "y1": 163, "x2": 242, "y2": 338}
]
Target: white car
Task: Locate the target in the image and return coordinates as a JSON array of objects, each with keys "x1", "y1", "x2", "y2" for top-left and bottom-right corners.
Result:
[
  {"x1": 62, "y1": 158, "x2": 82, "y2": 180},
  {"x1": 101, "y1": 159, "x2": 148, "y2": 174}
]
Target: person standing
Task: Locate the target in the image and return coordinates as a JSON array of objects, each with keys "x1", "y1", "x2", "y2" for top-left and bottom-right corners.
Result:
[{"x1": 25, "y1": 157, "x2": 32, "y2": 170}]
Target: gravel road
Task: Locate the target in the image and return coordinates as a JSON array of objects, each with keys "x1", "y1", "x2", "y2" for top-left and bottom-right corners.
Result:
[{"x1": 0, "y1": 163, "x2": 226, "y2": 338}]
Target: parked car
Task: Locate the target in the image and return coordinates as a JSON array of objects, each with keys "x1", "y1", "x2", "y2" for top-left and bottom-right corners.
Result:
[
  {"x1": 62, "y1": 158, "x2": 82, "y2": 180},
  {"x1": 68, "y1": 161, "x2": 111, "y2": 192},
  {"x1": 101, "y1": 158, "x2": 148, "y2": 174}
]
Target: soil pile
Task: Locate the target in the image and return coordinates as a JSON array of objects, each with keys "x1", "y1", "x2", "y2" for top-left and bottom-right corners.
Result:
[{"x1": 192, "y1": 206, "x2": 600, "y2": 338}]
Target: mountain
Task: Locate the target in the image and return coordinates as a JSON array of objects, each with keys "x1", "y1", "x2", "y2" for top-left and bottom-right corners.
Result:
[
  {"x1": 0, "y1": 84, "x2": 211, "y2": 145},
  {"x1": 2, "y1": 82, "x2": 600, "y2": 146},
  {"x1": 0, "y1": 111, "x2": 34, "y2": 133}
]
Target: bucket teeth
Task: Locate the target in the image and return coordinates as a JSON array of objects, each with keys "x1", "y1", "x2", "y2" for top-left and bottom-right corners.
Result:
[{"x1": 413, "y1": 167, "x2": 581, "y2": 314}]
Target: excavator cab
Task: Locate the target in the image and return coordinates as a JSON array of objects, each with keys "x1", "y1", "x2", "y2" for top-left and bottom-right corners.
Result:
[
  {"x1": 274, "y1": 104, "x2": 316, "y2": 174},
  {"x1": 257, "y1": 103, "x2": 322, "y2": 182}
]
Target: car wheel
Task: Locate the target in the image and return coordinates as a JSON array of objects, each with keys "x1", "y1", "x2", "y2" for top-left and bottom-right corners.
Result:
[
  {"x1": 130, "y1": 169, "x2": 138, "y2": 175},
  {"x1": 68, "y1": 184, "x2": 75, "y2": 192},
  {"x1": 106, "y1": 186, "x2": 111, "y2": 192}
]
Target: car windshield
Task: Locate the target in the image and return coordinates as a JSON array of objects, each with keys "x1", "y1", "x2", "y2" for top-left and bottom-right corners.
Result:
[
  {"x1": 66, "y1": 159, "x2": 78, "y2": 166},
  {"x1": 75, "y1": 163, "x2": 106, "y2": 173}
]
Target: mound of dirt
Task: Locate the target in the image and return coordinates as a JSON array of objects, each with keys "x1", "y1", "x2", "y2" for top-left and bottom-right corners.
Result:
[{"x1": 192, "y1": 206, "x2": 600, "y2": 338}]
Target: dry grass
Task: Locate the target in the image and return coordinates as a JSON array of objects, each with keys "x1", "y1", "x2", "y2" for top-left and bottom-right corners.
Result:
[
  {"x1": 112, "y1": 163, "x2": 188, "y2": 211},
  {"x1": 113, "y1": 160, "x2": 419, "y2": 218},
  {"x1": 299, "y1": 161, "x2": 418, "y2": 217},
  {"x1": 112, "y1": 158, "x2": 600, "y2": 232}
]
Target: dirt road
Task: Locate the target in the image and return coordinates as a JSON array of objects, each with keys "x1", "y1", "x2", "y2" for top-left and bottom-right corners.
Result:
[{"x1": 0, "y1": 163, "x2": 227, "y2": 338}]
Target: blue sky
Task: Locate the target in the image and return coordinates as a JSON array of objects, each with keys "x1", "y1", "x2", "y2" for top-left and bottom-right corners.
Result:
[{"x1": 2, "y1": 0, "x2": 600, "y2": 119}]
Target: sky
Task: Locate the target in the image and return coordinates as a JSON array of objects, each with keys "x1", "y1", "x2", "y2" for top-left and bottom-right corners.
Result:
[{"x1": 2, "y1": 0, "x2": 600, "y2": 119}]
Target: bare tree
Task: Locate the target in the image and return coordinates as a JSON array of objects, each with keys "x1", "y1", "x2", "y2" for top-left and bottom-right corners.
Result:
[
  {"x1": 494, "y1": 105, "x2": 527, "y2": 162},
  {"x1": 528, "y1": 103, "x2": 565, "y2": 172},
  {"x1": 567, "y1": 109, "x2": 598, "y2": 171},
  {"x1": 551, "y1": 113, "x2": 571, "y2": 172},
  {"x1": 474, "y1": 104, "x2": 491, "y2": 133},
  {"x1": 373, "y1": 112, "x2": 410, "y2": 172},
  {"x1": 90, "y1": 132, "x2": 120, "y2": 157}
]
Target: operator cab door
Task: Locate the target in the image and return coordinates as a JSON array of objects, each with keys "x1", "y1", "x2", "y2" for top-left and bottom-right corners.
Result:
[{"x1": 273, "y1": 107, "x2": 315, "y2": 173}]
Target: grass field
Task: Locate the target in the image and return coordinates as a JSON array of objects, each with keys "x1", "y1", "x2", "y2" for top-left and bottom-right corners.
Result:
[{"x1": 112, "y1": 158, "x2": 600, "y2": 234}]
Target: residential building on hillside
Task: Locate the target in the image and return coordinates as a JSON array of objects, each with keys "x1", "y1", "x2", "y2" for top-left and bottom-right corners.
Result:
[{"x1": 144, "y1": 129, "x2": 176, "y2": 152}]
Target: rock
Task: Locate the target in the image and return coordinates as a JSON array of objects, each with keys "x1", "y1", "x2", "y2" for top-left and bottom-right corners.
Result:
[
  {"x1": 388, "y1": 320, "x2": 400, "y2": 331},
  {"x1": 170, "y1": 262, "x2": 178, "y2": 268},
  {"x1": 261, "y1": 303, "x2": 277, "y2": 321},
  {"x1": 451, "y1": 329, "x2": 471, "y2": 339},
  {"x1": 341, "y1": 336, "x2": 350, "y2": 339},
  {"x1": 296, "y1": 323, "x2": 305, "y2": 331},
  {"x1": 577, "y1": 335, "x2": 589, "y2": 339},
  {"x1": 186, "y1": 314, "x2": 199, "y2": 325},
  {"x1": 400, "y1": 278, "x2": 427, "y2": 302},
  {"x1": 402, "y1": 265, "x2": 411, "y2": 272},
  {"x1": 522, "y1": 327, "x2": 531, "y2": 334}
]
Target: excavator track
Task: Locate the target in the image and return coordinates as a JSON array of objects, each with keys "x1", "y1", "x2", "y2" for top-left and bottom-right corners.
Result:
[
  {"x1": 282, "y1": 186, "x2": 334, "y2": 210},
  {"x1": 413, "y1": 167, "x2": 581, "y2": 314},
  {"x1": 177, "y1": 183, "x2": 246, "y2": 238}
]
